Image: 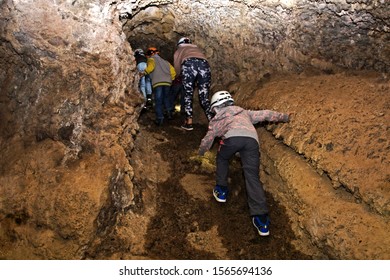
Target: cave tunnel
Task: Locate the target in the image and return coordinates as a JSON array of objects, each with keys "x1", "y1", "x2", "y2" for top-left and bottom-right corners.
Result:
[{"x1": 0, "y1": 0, "x2": 389, "y2": 261}]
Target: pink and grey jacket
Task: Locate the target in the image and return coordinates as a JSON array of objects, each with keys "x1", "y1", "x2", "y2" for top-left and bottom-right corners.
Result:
[{"x1": 199, "y1": 105, "x2": 289, "y2": 155}]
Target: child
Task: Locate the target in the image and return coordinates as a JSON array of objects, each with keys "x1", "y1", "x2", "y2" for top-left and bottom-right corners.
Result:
[
  {"x1": 170, "y1": 75, "x2": 185, "y2": 115},
  {"x1": 133, "y1": 49, "x2": 152, "y2": 107},
  {"x1": 174, "y1": 37, "x2": 213, "y2": 130},
  {"x1": 198, "y1": 91, "x2": 290, "y2": 236},
  {"x1": 145, "y1": 47, "x2": 176, "y2": 126}
]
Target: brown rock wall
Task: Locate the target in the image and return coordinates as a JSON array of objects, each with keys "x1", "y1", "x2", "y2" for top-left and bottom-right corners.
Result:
[
  {"x1": 231, "y1": 71, "x2": 390, "y2": 259},
  {"x1": 125, "y1": 0, "x2": 389, "y2": 87},
  {"x1": 233, "y1": 72, "x2": 389, "y2": 216},
  {"x1": 260, "y1": 130, "x2": 390, "y2": 259},
  {"x1": 0, "y1": 0, "x2": 142, "y2": 259},
  {"x1": 0, "y1": 0, "x2": 389, "y2": 259}
]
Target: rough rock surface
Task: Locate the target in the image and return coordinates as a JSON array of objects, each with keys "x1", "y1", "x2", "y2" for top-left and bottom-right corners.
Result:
[
  {"x1": 232, "y1": 71, "x2": 390, "y2": 259},
  {"x1": 83, "y1": 70, "x2": 389, "y2": 260},
  {"x1": 0, "y1": 0, "x2": 142, "y2": 259},
  {"x1": 0, "y1": 0, "x2": 389, "y2": 259},
  {"x1": 126, "y1": 0, "x2": 389, "y2": 87}
]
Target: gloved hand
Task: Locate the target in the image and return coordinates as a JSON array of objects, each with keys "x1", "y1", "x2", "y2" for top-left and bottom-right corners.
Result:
[
  {"x1": 286, "y1": 112, "x2": 295, "y2": 122},
  {"x1": 198, "y1": 148, "x2": 207, "y2": 156}
]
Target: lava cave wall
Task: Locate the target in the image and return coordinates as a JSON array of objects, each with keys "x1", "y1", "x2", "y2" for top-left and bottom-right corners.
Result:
[
  {"x1": 125, "y1": 0, "x2": 389, "y2": 87},
  {"x1": 0, "y1": 0, "x2": 143, "y2": 259},
  {"x1": 0, "y1": 0, "x2": 389, "y2": 259},
  {"x1": 231, "y1": 73, "x2": 389, "y2": 259}
]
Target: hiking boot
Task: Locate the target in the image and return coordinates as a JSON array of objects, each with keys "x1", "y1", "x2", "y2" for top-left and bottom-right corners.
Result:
[
  {"x1": 213, "y1": 185, "x2": 228, "y2": 203},
  {"x1": 146, "y1": 96, "x2": 153, "y2": 107},
  {"x1": 154, "y1": 119, "x2": 163, "y2": 126},
  {"x1": 252, "y1": 215, "x2": 270, "y2": 236},
  {"x1": 181, "y1": 123, "x2": 193, "y2": 131}
]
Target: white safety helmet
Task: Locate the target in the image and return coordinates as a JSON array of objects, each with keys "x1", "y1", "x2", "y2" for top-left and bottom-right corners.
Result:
[
  {"x1": 134, "y1": 48, "x2": 144, "y2": 56},
  {"x1": 177, "y1": 37, "x2": 191, "y2": 46},
  {"x1": 210, "y1": 91, "x2": 234, "y2": 112}
]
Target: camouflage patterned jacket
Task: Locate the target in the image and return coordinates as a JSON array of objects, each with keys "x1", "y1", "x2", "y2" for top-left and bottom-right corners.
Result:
[{"x1": 199, "y1": 105, "x2": 289, "y2": 156}]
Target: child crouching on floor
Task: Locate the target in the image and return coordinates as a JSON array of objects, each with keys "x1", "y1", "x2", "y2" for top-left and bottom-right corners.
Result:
[{"x1": 198, "y1": 90, "x2": 290, "y2": 236}]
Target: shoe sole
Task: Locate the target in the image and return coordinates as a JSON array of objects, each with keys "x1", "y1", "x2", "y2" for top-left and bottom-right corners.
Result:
[
  {"x1": 181, "y1": 126, "x2": 193, "y2": 131},
  {"x1": 258, "y1": 231, "x2": 269, "y2": 236},
  {"x1": 252, "y1": 219, "x2": 270, "y2": 236},
  {"x1": 213, "y1": 190, "x2": 226, "y2": 203}
]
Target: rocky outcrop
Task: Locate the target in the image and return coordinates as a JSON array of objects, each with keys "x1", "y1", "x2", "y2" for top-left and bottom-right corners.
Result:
[
  {"x1": 0, "y1": 0, "x2": 142, "y2": 259},
  {"x1": 232, "y1": 72, "x2": 390, "y2": 259},
  {"x1": 125, "y1": 0, "x2": 389, "y2": 88},
  {"x1": 0, "y1": 0, "x2": 388, "y2": 259}
]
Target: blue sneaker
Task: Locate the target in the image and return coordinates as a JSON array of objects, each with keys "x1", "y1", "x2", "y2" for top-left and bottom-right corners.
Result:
[
  {"x1": 213, "y1": 185, "x2": 228, "y2": 203},
  {"x1": 252, "y1": 215, "x2": 270, "y2": 236}
]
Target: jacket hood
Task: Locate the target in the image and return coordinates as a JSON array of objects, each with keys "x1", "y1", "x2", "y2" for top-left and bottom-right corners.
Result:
[
  {"x1": 212, "y1": 105, "x2": 245, "y2": 121},
  {"x1": 178, "y1": 43, "x2": 198, "y2": 49}
]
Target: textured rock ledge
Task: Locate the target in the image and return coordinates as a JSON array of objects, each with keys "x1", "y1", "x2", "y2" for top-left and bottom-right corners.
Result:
[{"x1": 233, "y1": 71, "x2": 390, "y2": 259}]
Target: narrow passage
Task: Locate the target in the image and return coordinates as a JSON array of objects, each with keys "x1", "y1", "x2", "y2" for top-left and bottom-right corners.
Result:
[{"x1": 138, "y1": 108, "x2": 310, "y2": 260}]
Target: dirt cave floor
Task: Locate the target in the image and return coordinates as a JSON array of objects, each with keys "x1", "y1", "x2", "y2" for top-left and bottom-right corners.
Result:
[
  {"x1": 91, "y1": 106, "x2": 311, "y2": 260},
  {"x1": 145, "y1": 113, "x2": 311, "y2": 259}
]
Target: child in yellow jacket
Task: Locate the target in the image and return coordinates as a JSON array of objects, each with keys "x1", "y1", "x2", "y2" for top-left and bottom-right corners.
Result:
[{"x1": 145, "y1": 47, "x2": 176, "y2": 126}]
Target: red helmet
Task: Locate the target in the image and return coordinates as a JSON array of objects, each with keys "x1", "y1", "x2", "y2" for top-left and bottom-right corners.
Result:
[{"x1": 146, "y1": 47, "x2": 159, "y2": 56}]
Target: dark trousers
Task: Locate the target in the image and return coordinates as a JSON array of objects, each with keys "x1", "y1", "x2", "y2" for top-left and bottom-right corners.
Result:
[
  {"x1": 216, "y1": 137, "x2": 268, "y2": 216},
  {"x1": 154, "y1": 85, "x2": 172, "y2": 121},
  {"x1": 170, "y1": 83, "x2": 185, "y2": 113}
]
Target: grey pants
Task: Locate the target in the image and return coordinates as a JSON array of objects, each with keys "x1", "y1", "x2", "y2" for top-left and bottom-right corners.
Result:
[{"x1": 216, "y1": 137, "x2": 268, "y2": 216}]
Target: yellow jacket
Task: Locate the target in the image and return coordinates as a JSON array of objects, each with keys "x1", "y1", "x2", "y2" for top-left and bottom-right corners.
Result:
[{"x1": 145, "y1": 55, "x2": 176, "y2": 88}]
